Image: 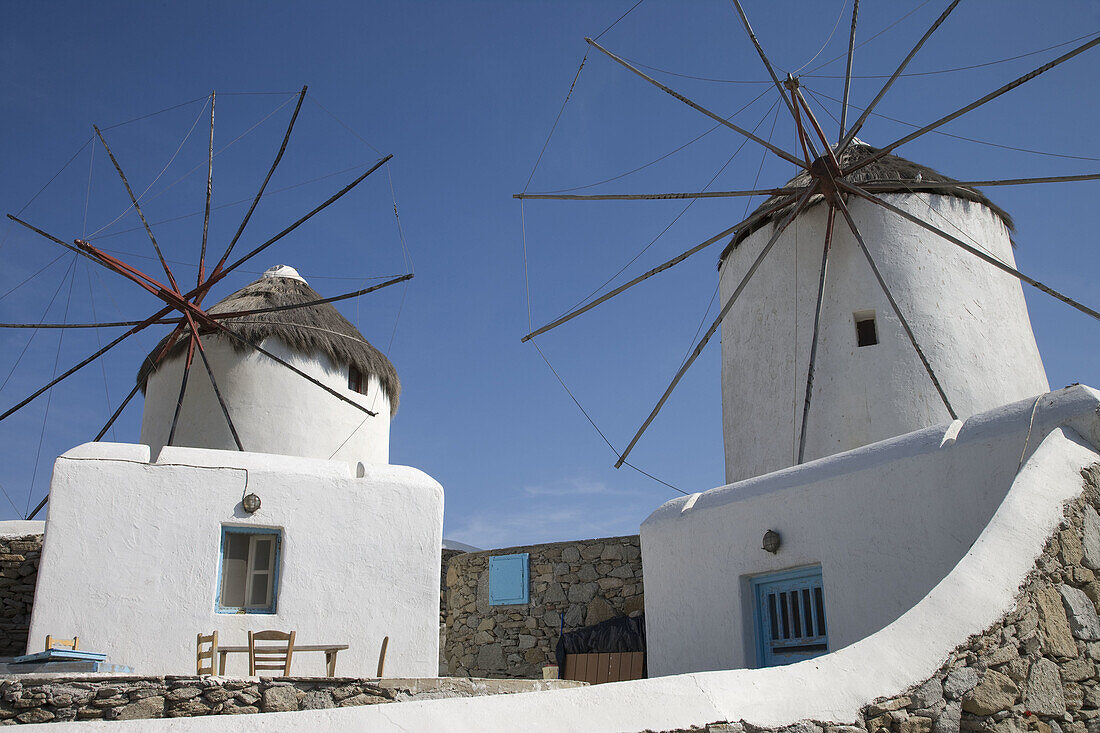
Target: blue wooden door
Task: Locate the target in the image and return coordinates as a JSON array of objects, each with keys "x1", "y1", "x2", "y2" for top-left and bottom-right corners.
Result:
[{"x1": 752, "y1": 566, "x2": 828, "y2": 667}]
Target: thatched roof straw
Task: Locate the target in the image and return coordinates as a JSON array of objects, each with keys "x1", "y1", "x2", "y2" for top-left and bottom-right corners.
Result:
[
  {"x1": 719, "y1": 141, "x2": 1014, "y2": 266},
  {"x1": 137, "y1": 273, "x2": 400, "y2": 416}
]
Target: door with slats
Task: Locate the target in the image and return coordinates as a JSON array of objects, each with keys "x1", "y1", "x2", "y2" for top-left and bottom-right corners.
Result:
[{"x1": 751, "y1": 566, "x2": 828, "y2": 668}]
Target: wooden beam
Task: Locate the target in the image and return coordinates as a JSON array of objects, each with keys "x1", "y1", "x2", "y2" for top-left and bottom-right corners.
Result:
[
  {"x1": 521, "y1": 191, "x2": 805, "y2": 343},
  {"x1": 831, "y1": 189, "x2": 958, "y2": 419},
  {"x1": 513, "y1": 188, "x2": 797, "y2": 201},
  {"x1": 93, "y1": 125, "x2": 183, "y2": 295},
  {"x1": 205, "y1": 85, "x2": 308, "y2": 292},
  {"x1": 797, "y1": 205, "x2": 836, "y2": 464},
  {"x1": 198, "y1": 91, "x2": 215, "y2": 287},
  {"x1": 838, "y1": 0, "x2": 860, "y2": 143},
  {"x1": 838, "y1": 179, "x2": 1100, "y2": 323},
  {"x1": 837, "y1": 0, "x2": 960, "y2": 153},
  {"x1": 846, "y1": 33, "x2": 1100, "y2": 174},
  {"x1": 584, "y1": 37, "x2": 808, "y2": 170},
  {"x1": 614, "y1": 186, "x2": 818, "y2": 468}
]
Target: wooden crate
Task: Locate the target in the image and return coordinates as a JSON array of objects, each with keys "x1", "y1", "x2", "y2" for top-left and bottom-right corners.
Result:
[{"x1": 562, "y1": 652, "x2": 644, "y2": 684}]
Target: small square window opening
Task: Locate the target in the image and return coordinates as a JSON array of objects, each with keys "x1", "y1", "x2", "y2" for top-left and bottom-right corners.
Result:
[
  {"x1": 854, "y1": 312, "x2": 878, "y2": 347},
  {"x1": 348, "y1": 365, "x2": 363, "y2": 394},
  {"x1": 218, "y1": 527, "x2": 281, "y2": 614}
]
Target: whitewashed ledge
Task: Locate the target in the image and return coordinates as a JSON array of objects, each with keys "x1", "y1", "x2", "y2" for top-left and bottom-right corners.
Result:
[{"x1": 18, "y1": 386, "x2": 1100, "y2": 732}]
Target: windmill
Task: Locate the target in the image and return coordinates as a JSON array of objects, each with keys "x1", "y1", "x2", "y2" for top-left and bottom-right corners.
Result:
[
  {"x1": 0, "y1": 87, "x2": 413, "y2": 519},
  {"x1": 515, "y1": 2, "x2": 1100, "y2": 484}
]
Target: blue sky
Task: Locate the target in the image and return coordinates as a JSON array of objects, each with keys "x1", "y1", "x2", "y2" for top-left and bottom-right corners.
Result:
[{"x1": 1, "y1": 1, "x2": 1098, "y2": 548}]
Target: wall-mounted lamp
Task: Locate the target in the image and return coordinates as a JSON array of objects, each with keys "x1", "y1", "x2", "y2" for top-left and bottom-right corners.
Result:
[
  {"x1": 242, "y1": 493, "x2": 262, "y2": 514},
  {"x1": 762, "y1": 529, "x2": 781, "y2": 554}
]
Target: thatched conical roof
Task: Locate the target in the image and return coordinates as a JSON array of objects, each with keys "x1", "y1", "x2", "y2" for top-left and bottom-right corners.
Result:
[
  {"x1": 719, "y1": 141, "x2": 1013, "y2": 265},
  {"x1": 137, "y1": 266, "x2": 399, "y2": 415}
]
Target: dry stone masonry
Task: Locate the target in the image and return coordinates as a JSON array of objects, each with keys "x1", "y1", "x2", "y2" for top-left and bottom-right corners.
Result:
[
  {"x1": 0, "y1": 536, "x2": 40, "y2": 657},
  {"x1": 682, "y1": 464, "x2": 1100, "y2": 733},
  {"x1": 0, "y1": 675, "x2": 583, "y2": 724},
  {"x1": 444, "y1": 535, "x2": 643, "y2": 678}
]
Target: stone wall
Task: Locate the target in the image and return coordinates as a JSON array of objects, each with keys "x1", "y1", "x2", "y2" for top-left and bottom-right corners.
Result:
[
  {"x1": 0, "y1": 535, "x2": 40, "y2": 657},
  {"x1": 444, "y1": 535, "x2": 643, "y2": 679},
  {"x1": 0, "y1": 674, "x2": 583, "y2": 724},
  {"x1": 680, "y1": 465, "x2": 1100, "y2": 733}
]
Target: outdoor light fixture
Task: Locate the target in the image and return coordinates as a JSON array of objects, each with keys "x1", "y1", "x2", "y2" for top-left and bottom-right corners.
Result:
[
  {"x1": 242, "y1": 493, "x2": 262, "y2": 514},
  {"x1": 762, "y1": 530, "x2": 781, "y2": 554}
]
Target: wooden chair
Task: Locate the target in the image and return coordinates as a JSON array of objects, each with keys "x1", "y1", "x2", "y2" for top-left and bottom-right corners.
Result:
[
  {"x1": 44, "y1": 635, "x2": 78, "y2": 651},
  {"x1": 196, "y1": 631, "x2": 218, "y2": 675},
  {"x1": 248, "y1": 630, "x2": 295, "y2": 676},
  {"x1": 376, "y1": 636, "x2": 389, "y2": 677}
]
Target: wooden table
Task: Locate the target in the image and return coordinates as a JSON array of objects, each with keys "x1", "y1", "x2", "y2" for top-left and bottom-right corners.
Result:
[{"x1": 218, "y1": 644, "x2": 349, "y2": 677}]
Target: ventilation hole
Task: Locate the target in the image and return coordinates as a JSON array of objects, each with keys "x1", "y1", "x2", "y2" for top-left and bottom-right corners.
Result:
[{"x1": 855, "y1": 312, "x2": 878, "y2": 347}]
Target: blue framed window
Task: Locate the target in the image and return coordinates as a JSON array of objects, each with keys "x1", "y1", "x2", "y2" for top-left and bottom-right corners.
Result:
[
  {"x1": 489, "y1": 553, "x2": 529, "y2": 606},
  {"x1": 751, "y1": 566, "x2": 828, "y2": 668},
  {"x1": 217, "y1": 526, "x2": 281, "y2": 614}
]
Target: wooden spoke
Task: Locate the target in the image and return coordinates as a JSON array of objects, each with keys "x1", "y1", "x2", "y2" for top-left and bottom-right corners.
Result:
[
  {"x1": 838, "y1": 0, "x2": 860, "y2": 143},
  {"x1": 166, "y1": 336, "x2": 197, "y2": 447},
  {"x1": 793, "y1": 88, "x2": 841, "y2": 171},
  {"x1": 521, "y1": 191, "x2": 806, "y2": 343},
  {"x1": 730, "y1": 0, "x2": 820, "y2": 160},
  {"x1": 205, "y1": 86, "x2": 308, "y2": 292},
  {"x1": 797, "y1": 205, "x2": 836, "y2": 464},
  {"x1": 193, "y1": 155, "x2": 393, "y2": 302},
  {"x1": 0, "y1": 319, "x2": 179, "y2": 329},
  {"x1": 838, "y1": 179, "x2": 1100, "y2": 323},
  {"x1": 584, "y1": 37, "x2": 809, "y2": 170},
  {"x1": 211, "y1": 273, "x2": 413, "y2": 318},
  {"x1": 614, "y1": 185, "x2": 818, "y2": 469},
  {"x1": 196, "y1": 313, "x2": 378, "y2": 418},
  {"x1": 93, "y1": 125, "x2": 183, "y2": 295},
  {"x1": 7, "y1": 215, "x2": 105, "y2": 270},
  {"x1": 94, "y1": 381, "x2": 143, "y2": 441},
  {"x1": 185, "y1": 318, "x2": 244, "y2": 451},
  {"x1": 847, "y1": 33, "x2": 1100, "y2": 174},
  {"x1": 95, "y1": 323, "x2": 189, "y2": 442},
  {"x1": 513, "y1": 188, "x2": 797, "y2": 202},
  {"x1": 199, "y1": 91, "x2": 215, "y2": 287},
  {"x1": 831, "y1": 190, "x2": 957, "y2": 419},
  {"x1": 26, "y1": 494, "x2": 49, "y2": 521},
  {"x1": 837, "y1": 0, "x2": 960, "y2": 153},
  {"x1": 858, "y1": 173, "x2": 1100, "y2": 190},
  {"x1": 0, "y1": 304, "x2": 175, "y2": 422},
  {"x1": 0, "y1": 274, "x2": 414, "y2": 329}
]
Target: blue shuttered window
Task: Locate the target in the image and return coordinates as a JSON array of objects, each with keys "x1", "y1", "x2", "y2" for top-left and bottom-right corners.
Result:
[
  {"x1": 489, "y1": 553, "x2": 529, "y2": 606},
  {"x1": 751, "y1": 566, "x2": 828, "y2": 668}
]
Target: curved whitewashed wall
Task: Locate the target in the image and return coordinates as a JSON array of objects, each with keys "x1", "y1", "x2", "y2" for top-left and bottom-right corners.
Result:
[
  {"x1": 69, "y1": 414, "x2": 1100, "y2": 733},
  {"x1": 642, "y1": 385, "x2": 1100, "y2": 677},
  {"x1": 29, "y1": 443, "x2": 442, "y2": 677},
  {"x1": 140, "y1": 336, "x2": 391, "y2": 465},
  {"x1": 719, "y1": 193, "x2": 1048, "y2": 484}
]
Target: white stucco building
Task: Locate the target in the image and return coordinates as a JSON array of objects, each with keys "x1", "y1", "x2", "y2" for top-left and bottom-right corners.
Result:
[
  {"x1": 29, "y1": 264, "x2": 444, "y2": 677},
  {"x1": 643, "y1": 142, "x2": 1057, "y2": 675}
]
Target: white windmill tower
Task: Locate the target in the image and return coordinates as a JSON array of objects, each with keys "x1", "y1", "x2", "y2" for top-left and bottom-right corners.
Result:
[
  {"x1": 717, "y1": 141, "x2": 1048, "y2": 483},
  {"x1": 514, "y1": 1, "x2": 1100, "y2": 485},
  {"x1": 139, "y1": 264, "x2": 398, "y2": 465}
]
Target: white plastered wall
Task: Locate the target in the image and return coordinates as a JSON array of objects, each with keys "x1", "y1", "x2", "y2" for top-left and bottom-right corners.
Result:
[
  {"x1": 642, "y1": 385, "x2": 1100, "y2": 677},
  {"x1": 140, "y1": 336, "x2": 391, "y2": 465},
  {"x1": 28, "y1": 442, "x2": 442, "y2": 677},
  {"x1": 719, "y1": 193, "x2": 1048, "y2": 485},
  {"x1": 33, "y1": 410, "x2": 1100, "y2": 733}
]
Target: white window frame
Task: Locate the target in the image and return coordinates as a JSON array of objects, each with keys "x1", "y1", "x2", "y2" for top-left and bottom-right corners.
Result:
[{"x1": 217, "y1": 527, "x2": 281, "y2": 614}]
